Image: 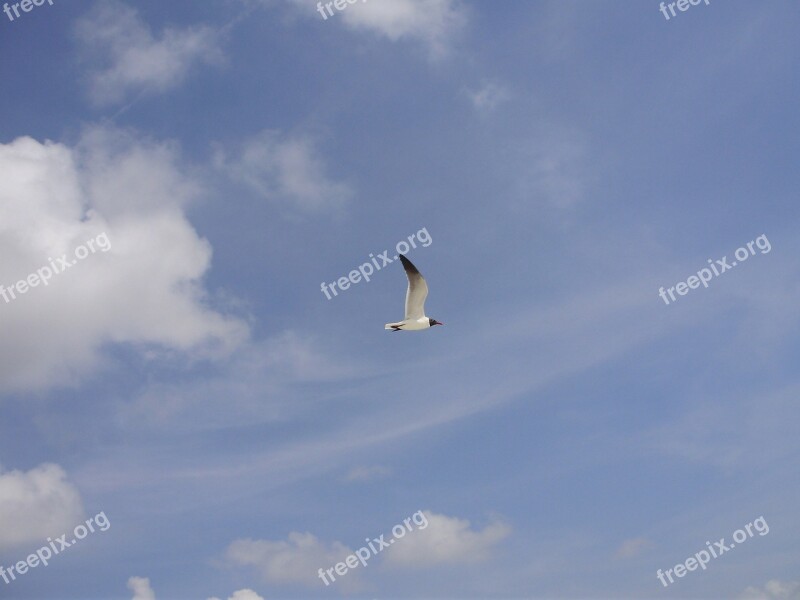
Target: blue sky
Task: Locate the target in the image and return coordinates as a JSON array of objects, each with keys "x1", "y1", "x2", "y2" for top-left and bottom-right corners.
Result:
[{"x1": 1, "y1": 1, "x2": 799, "y2": 598}]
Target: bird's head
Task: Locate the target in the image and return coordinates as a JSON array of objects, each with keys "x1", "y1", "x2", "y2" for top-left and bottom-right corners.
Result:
[{"x1": 429, "y1": 318, "x2": 444, "y2": 327}]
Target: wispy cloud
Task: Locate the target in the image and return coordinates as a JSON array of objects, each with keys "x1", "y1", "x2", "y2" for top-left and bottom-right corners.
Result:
[
  {"x1": 466, "y1": 81, "x2": 510, "y2": 111},
  {"x1": 214, "y1": 130, "x2": 352, "y2": 214},
  {"x1": 119, "y1": 331, "x2": 358, "y2": 433},
  {"x1": 740, "y1": 579, "x2": 800, "y2": 599},
  {"x1": 75, "y1": 0, "x2": 224, "y2": 107},
  {"x1": 343, "y1": 465, "x2": 392, "y2": 482},
  {"x1": 645, "y1": 383, "x2": 800, "y2": 469},
  {"x1": 614, "y1": 537, "x2": 653, "y2": 559},
  {"x1": 85, "y1": 278, "x2": 675, "y2": 504},
  {"x1": 512, "y1": 129, "x2": 588, "y2": 209}
]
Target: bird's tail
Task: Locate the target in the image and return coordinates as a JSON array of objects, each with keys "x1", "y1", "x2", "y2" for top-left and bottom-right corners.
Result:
[{"x1": 385, "y1": 322, "x2": 403, "y2": 331}]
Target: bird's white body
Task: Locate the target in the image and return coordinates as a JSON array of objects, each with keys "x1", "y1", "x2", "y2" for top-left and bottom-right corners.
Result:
[{"x1": 384, "y1": 316, "x2": 432, "y2": 331}]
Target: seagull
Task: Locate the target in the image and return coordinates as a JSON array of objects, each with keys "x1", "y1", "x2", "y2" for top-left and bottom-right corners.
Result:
[{"x1": 384, "y1": 254, "x2": 443, "y2": 332}]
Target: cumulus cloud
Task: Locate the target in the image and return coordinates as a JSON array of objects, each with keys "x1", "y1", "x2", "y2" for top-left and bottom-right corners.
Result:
[
  {"x1": 740, "y1": 580, "x2": 800, "y2": 599},
  {"x1": 128, "y1": 577, "x2": 156, "y2": 600},
  {"x1": 289, "y1": 0, "x2": 465, "y2": 58},
  {"x1": 131, "y1": 577, "x2": 263, "y2": 600},
  {"x1": 221, "y1": 590, "x2": 264, "y2": 600},
  {"x1": 214, "y1": 130, "x2": 351, "y2": 214},
  {"x1": 221, "y1": 511, "x2": 507, "y2": 588},
  {"x1": 75, "y1": 0, "x2": 224, "y2": 106},
  {"x1": 225, "y1": 532, "x2": 353, "y2": 587},
  {"x1": 343, "y1": 465, "x2": 392, "y2": 482},
  {"x1": 0, "y1": 464, "x2": 84, "y2": 551},
  {"x1": 0, "y1": 128, "x2": 248, "y2": 392},
  {"x1": 342, "y1": 0, "x2": 465, "y2": 57},
  {"x1": 383, "y1": 510, "x2": 510, "y2": 567},
  {"x1": 231, "y1": 592, "x2": 263, "y2": 600}
]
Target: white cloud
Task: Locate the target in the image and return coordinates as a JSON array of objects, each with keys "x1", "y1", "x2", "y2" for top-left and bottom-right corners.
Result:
[
  {"x1": 0, "y1": 128, "x2": 248, "y2": 392},
  {"x1": 466, "y1": 81, "x2": 510, "y2": 111},
  {"x1": 207, "y1": 590, "x2": 264, "y2": 600},
  {"x1": 133, "y1": 578, "x2": 264, "y2": 600},
  {"x1": 226, "y1": 532, "x2": 353, "y2": 587},
  {"x1": 75, "y1": 0, "x2": 224, "y2": 106},
  {"x1": 227, "y1": 591, "x2": 265, "y2": 600},
  {"x1": 343, "y1": 465, "x2": 391, "y2": 482},
  {"x1": 614, "y1": 537, "x2": 653, "y2": 559},
  {"x1": 128, "y1": 577, "x2": 156, "y2": 600},
  {"x1": 740, "y1": 580, "x2": 800, "y2": 599},
  {"x1": 214, "y1": 130, "x2": 351, "y2": 214},
  {"x1": 219, "y1": 512, "x2": 507, "y2": 591},
  {"x1": 290, "y1": 0, "x2": 465, "y2": 58},
  {"x1": 342, "y1": 0, "x2": 465, "y2": 58},
  {"x1": 0, "y1": 464, "x2": 84, "y2": 551},
  {"x1": 383, "y1": 510, "x2": 510, "y2": 567}
]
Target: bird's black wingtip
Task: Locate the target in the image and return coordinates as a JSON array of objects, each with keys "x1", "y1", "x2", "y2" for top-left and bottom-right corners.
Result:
[{"x1": 399, "y1": 254, "x2": 421, "y2": 275}]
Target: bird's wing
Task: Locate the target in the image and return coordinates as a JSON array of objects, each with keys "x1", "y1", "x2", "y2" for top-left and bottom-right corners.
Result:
[{"x1": 400, "y1": 254, "x2": 429, "y2": 320}]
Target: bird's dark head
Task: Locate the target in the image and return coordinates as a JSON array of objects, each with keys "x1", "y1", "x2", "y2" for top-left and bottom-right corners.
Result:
[{"x1": 429, "y1": 318, "x2": 443, "y2": 327}]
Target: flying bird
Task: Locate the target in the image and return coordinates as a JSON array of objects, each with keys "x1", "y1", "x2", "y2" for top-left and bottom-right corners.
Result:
[{"x1": 384, "y1": 255, "x2": 443, "y2": 332}]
